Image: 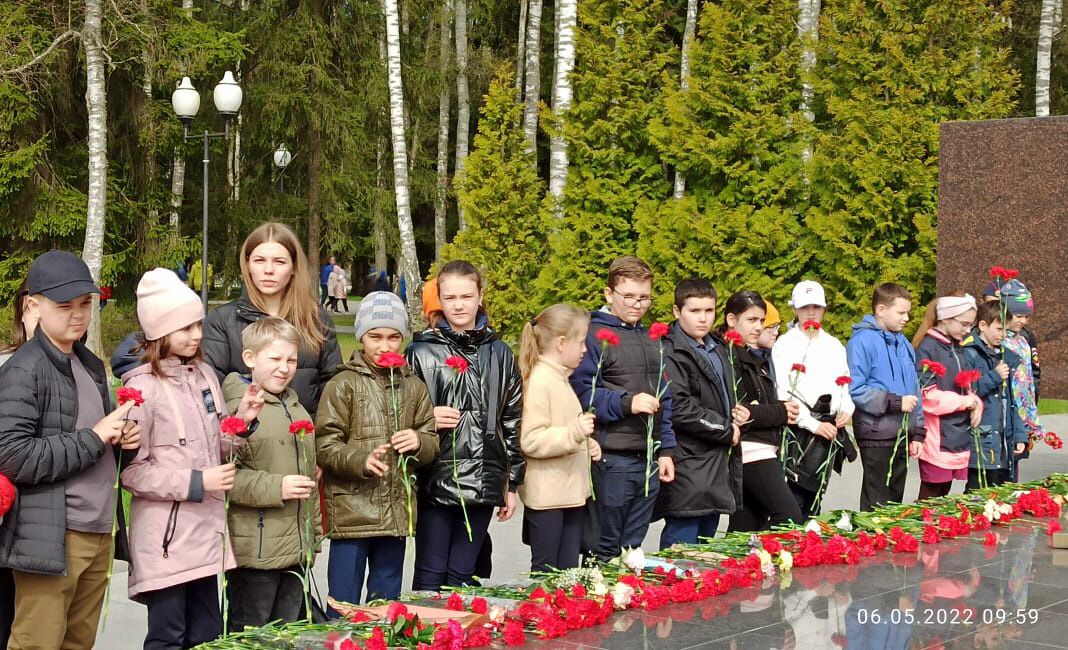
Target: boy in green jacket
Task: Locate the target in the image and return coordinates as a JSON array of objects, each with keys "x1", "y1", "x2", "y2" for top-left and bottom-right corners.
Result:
[
  {"x1": 316, "y1": 291, "x2": 438, "y2": 608},
  {"x1": 222, "y1": 317, "x2": 322, "y2": 632}
]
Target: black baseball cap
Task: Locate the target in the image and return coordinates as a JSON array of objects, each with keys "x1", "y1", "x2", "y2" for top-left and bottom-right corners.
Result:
[{"x1": 26, "y1": 250, "x2": 100, "y2": 303}]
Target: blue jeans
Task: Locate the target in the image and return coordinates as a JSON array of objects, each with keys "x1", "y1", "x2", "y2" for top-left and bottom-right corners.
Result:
[
  {"x1": 592, "y1": 453, "x2": 659, "y2": 561},
  {"x1": 327, "y1": 537, "x2": 405, "y2": 612},
  {"x1": 659, "y1": 514, "x2": 721, "y2": 550}
]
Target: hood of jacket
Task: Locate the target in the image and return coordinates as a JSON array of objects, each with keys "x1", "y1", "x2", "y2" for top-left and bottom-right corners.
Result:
[
  {"x1": 111, "y1": 331, "x2": 144, "y2": 379},
  {"x1": 590, "y1": 307, "x2": 645, "y2": 333}
]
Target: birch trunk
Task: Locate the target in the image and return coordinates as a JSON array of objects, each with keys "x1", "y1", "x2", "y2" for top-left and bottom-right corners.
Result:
[
  {"x1": 374, "y1": 140, "x2": 389, "y2": 275},
  {"x1": 523, "y1": 0, "x2": 542, "y2": 158},
  {"x1": 673, "y1": 0, "x2": 698, "y2": 199},
  {"x1": 306, "y1": 121, "x2": 322, "y2": 271},
  {"x1": 548, "y1": 0, "x2": 575, "y2": 216},
  {"x1": 435, "y1": 0, "x2": 453, "y2": 257},
  {"x1": 1037, "y1": 0, "x2": 1061, "y2": 117},
  {"x1": 454, "y1": 0, "x2": 470, "y2": 231},
  {"x1": 516, "y1": 0, "x2": 527, "y2": 97},
  {"x1": 384, "y1": 0, "x2": 422, "y2": 316},
  {"x1": 797, "y1": 0, "x2": 820, "y2": 164},
  {"x1": 82, "y1": 0, "x2": 107, "y2": 356},
  {"x1": 169, "y1": 0, "x2": 194, "y2": 229}
]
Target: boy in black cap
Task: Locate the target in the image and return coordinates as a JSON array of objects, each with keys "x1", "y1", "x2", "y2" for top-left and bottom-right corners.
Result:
[{"x1": 0, "y1": 250, "x2": 142, "y2": 649}]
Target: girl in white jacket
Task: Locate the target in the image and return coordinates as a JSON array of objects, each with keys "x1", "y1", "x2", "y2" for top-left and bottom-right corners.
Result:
[{"x1": 771, "y1": 281, "x2": 855, "y2": 516}]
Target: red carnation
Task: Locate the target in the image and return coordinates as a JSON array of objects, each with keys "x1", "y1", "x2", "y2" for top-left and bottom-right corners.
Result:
[
  {"x1": 1044, "y1": 432, "x2": 1064, "y2": 450},
  {"x1": 595, "y1": 329, "x2": 620, "y2": 347},
  {"x1": 339, "y1": 638, "x2": 359, "y2": 650},
  {"x1": 470, "y1": 596, "x2": 488, "y2": 614},
  {"x1": 923, "y1": 525, "x2": 941, "y2": 545},
  {"x1": 984, "y1": 532, "x2": 997, "y2": 547},
  {"x1": 444, "y1": 355, "x2": 470, "y2": 374},
  {"x1": 365, "y1": 627, "x2": 387, "y2": 650},
  {"x1": 99, "y1": 286, "x2": 112, "y2": 301},
  {"x1": 348, "y1": 611, "x2": 373, "y2": 623},
  {"x1": 954, "y1": 369, "x2": 981, "y2": 390},
  {"x1": 989, "y1": 266, "x2": 1019, "y2": 281},
  {"x1": 723, "y1": 330, "x2": 744, "y2": 347},
  {"x1": 802, "y1": 320, "x2": 821, "y2": 332},
  {"x1": 0, "y1": 474, "x2": 15, "y2": 517},
  {"x1": 116, "y1": 387, "x2": 145, "y2": 407},
  {"x1": 649, "y1": 322, "x2": 670, "y2": 340},
  {"x1": 463, "y1": 626, "x2": 492, "y2": 648},
  {"x1": 920, "y1": 359, "x2": 947, "y2": 378},
  {"x1": 835, "y1": 375, "x2": 852, "y2": 386},
  {"x1": 377, "y1": 351, "x2": 407, "y2": 368},
  {"x1": 502, "y1": 620, "x2": 526, "y2": 646},
  {"x1": 791, "y1": 363, "x2": 806, "y2": 374},
  {"x1": 445, "y1": 592, "x2": 465, "y2": 611},
  {"x1": 220, "y1": 416, "x2": 247, "y2": 436},
  {"x1": 1048, "y1": 520, "x2": 1063, "y2": 536},
  {"x1": 288, "y1": 420, "x2": 315, "y2": 436},
  {"x1": 386, "y1": 601, "x2": 409, "y2": 622},
  {"x1": 571, "y1": 584, "x2": 587, "y2": 598}
]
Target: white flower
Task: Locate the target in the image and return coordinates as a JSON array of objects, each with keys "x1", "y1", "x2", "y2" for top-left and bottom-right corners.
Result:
[
  {"x1": 778, "y1": 550, "x2": 794, "y2": 571},
  {"x1": 622, "y1": 547, "x2": 646, "y2": 574},
  {"x1": 488, "y1": 606, "x2": 506, "y2": 624},
  {"x1": 999, "y1": 503, "x2": 1014, "y2": 515},
  {"x1": 835, "y1": 512, "x2": 853, "y2": 532},
  {"x1": 610, "y1": 582, "x2": 633, "y2": 609},
  {"x1": 592, "y1": 582, "x2": 608, "y2": 598},
  {"x1": 984, "y1": 499, "x2": 1001, "y2": 521},
  {"x1": 805, "y1": 519, "x2": 822, "y2": 534},
  {"x1": 756, "y1": 549, "x2": 775, "y2": 577}
]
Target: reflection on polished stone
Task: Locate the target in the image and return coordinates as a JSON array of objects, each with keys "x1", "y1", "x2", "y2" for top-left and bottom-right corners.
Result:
[{"x1": 531, "y1": 524, "x2": 1068, "y2": 649}]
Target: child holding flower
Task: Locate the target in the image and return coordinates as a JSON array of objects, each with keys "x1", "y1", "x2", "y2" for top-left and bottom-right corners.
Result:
[
  {"x1": 220, "y1": 317, "x2": 322, "y2": 632},
  {"x1": 316, "y1": 292, "x2": 438, "y2": 605},
  {"x1": 120, "y1": 269, "x2": 264, "y2": 648}
]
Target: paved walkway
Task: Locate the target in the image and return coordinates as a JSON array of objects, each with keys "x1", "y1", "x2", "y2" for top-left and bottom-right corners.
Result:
[{"x1": 96, "y1": 414, "x2": 1068, "y2": 647}]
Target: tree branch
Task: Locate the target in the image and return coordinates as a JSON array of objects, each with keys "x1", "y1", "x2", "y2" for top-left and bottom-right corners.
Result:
[{"x1": 1, "y1": 30, "x2": 81, "y2": 77}]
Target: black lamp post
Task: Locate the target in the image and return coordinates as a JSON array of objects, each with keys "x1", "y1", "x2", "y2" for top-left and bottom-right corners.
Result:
[{"x1": 171, "y1": 72, "x2": 243, "y2": 307}]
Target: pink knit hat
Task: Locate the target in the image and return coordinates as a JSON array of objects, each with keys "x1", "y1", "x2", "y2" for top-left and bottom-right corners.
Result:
[{"x1": 136, "y1": 268, "x2": 205, "y2": 341}]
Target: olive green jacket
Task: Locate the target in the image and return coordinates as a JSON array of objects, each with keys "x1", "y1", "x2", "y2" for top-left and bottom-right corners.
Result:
[
  {"x1": 222, "y1": 373, "x2": 322, "y2": 570},
  {"x1": 315, "y1": 354, "x2": 438, "y2": 539}
]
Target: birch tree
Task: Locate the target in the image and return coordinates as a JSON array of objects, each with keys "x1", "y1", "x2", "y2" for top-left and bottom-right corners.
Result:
[
  {"x1": 454, "y1": 0, "x2": 470, "y2": 230},
  {"x1": 516, "y1": 0, "x2": 527, "y2": 97},
  {"x1": 548, "y1": 0, "x2": 575, "y2": 216},
  {"x1": 384, "y1": 0, "x2": 422, "y2": 316},
  {"x1": 435, "y1": 0, "x2": 453, "y2": 257},
  {"x1": 82, "y1": 0, "x2": 107, "y2": 355},
  {"x1": 523, "y1": 0, "x2": 542, "y2": 157},
  {"x1": 798, "y1": 0, "x2": 820, "y2": 164},
  {"x1": 672, "y1": 0, "x2": 699, "y2": 199},
  {"x1": 1036, "y1": 0, "x2": 1062, "y2": 117}
]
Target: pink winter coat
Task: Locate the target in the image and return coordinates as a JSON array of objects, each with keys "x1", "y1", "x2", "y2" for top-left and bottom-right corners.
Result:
[{"x1": 120, "y1": 358, "x2": 238, "y2": 602}]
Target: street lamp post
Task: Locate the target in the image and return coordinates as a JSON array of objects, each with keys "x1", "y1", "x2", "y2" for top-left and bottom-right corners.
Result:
[
  {"x1": 171, "y1": 72, "x2": 243, "y2": 308},
  {"x1": 273, "y1": 143, "x2": 293, "y2": 193}
]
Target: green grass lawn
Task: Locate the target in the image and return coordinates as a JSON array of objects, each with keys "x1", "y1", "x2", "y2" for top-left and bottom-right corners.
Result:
[
  {"x1": 1039, "y1": 398, "x2": 1068, "y2": 416},
  {"x1": 336, "y1": 331, "x2": 357, "y2": 362}
]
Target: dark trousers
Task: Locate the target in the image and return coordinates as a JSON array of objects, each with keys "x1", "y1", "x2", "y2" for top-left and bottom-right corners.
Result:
[
  {"x1": 327, "y1": 536, "x2": 405, "y2": 610},
  {"x1": 525, "y1": 506, "x2": 583, "y2": 573},
  {"x1": 413, "y1": 504, "x2": 494, "y2": 591},
  {"x1": 790, "y1": 483, "x2": 819, "y2": 519},
  {"x1": 592, "y1": 453, "x2": 659, "y2": 561},
  {"x1": 320, "y1": 283, "x2": 329, "y2": 305},
  {"x1": 728, "y1": 459, "x2": 802, "y2": 532},
  {"x1": 859, "y1": 444, "x2": 907, "y2": 512},
  {"x1": 143, "y1": 575, "x2": 221, "y2": 650},
  {"x1": 225, "y1": 567, "x2": 304, "y2": 633},
  {"x1": 917, "y1": 480, "x2": 952, "y2": 501},
  {"x1": 659, "y1": 514, "x2": 720, "y2": 550},
  {"x1": 966, "y1": 468, "x2": 1009, "y2": 491}
]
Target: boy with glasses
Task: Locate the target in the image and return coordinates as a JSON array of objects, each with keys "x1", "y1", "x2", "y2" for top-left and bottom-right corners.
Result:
[{"x1": 570, "y1": 256, "x2": 676, "y2": 561}]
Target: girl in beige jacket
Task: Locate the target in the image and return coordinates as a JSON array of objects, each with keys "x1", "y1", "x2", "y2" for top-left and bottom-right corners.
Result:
[{"x1": 517, "y1": 304, "x2": 601, "y2": 572}]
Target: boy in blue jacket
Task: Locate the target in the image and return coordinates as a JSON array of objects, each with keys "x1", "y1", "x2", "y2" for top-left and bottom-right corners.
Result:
[
  {"x1": 846, "y1": 283, "x2": 925, "y2": 511},
  {"x1": 570, "y1": 256, "x2": 676, "y2": 561},
  {"x1": 961, "y1": 301, "x2": 1027, "y2": 489}
]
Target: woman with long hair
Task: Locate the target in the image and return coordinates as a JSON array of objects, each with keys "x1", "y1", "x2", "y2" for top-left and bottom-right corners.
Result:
[{"x1": 202, "y1": 222, "x2": 341, "y2": 413}]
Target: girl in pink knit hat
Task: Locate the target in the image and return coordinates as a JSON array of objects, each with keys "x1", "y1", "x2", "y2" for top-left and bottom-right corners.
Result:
[{"x1": 120, "y1": 268, "x2": 265, "y2": 648}]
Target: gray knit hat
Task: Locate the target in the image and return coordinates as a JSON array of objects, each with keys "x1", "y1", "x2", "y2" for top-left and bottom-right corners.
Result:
[{"x1": 355, "y1": 291, "x2": 409, "y2": 340}]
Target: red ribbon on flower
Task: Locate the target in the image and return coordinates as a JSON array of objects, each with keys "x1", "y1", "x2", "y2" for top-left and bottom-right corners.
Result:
[
  {"x1": 220, "y1": 416, "x2": 247, "y2": 436},
  {"x1": 377, "y1": 351, "x2": 407, "y2": 368},
  {"x1": 648, "y1": 322, "x2": 670, "y2": 340},
  {"x1": 802, "y1": 320, "x2": 821, "y2": 332},
  {"x1": 444, "y1": 355, "x2": 470, "y2": 373},
  {"x1": 595, "y1": 329, "x2": 620, "y2": 347},
  {"x1": 288, "y1": 420, "x2": 315, "y2": 436},
  {"x1": 116, "y1": 386, "x2": 145, "y2": 406}
]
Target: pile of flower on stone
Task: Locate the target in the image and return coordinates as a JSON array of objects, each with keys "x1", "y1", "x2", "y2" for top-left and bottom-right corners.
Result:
[{"x1": 195, "y1": 474, "x2": 1068, "y2": 650}]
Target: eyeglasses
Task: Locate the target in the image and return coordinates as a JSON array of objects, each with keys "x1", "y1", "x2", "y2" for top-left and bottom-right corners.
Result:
[
  {"x1": 951, "y1": 317, "x2": 975, "y2": 329},
  {"x1": 611, "y1": 289, "x2": 653, "y2": 307}
]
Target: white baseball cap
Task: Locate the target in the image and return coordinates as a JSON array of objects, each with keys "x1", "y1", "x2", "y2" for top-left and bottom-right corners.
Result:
[{"x1": 790, "y1": 280, "x2": 827, "y2": 308}]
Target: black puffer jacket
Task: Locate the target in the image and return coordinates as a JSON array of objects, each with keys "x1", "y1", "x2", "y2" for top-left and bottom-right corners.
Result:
[
  {"x1": 0, "y1": 329, "x2": 133, "y2": 575},
  {"x1": 731, "y1": 344, "x2": 789, "y2": 449},
  {"x1": 405, "y1": 320, "x2": 524, "y2": 507},
  {"x1": 202, "y1": 295, "x2": 341, "y2": 414},
  {"x1": 655, "y1": 325, "x2": 742, "y2": 518}
]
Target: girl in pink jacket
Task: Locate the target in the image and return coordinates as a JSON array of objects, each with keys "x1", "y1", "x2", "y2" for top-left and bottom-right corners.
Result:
[{"x1": 120, "y1": 269, "x2": 263, "y2": 649}]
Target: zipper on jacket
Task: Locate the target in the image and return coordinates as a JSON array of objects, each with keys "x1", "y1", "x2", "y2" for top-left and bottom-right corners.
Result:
[
  {"x1": 257, "y1": 510, "x2": 264, "y2": 559},
  {"x1": 162, "y1": 501, "x2": 180, "y2": 558}
]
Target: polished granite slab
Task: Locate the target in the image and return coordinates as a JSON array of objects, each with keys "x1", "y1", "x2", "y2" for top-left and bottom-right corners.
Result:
[{"x1": 530, "y1": 524, "x2": 1068, "y2": 649}]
